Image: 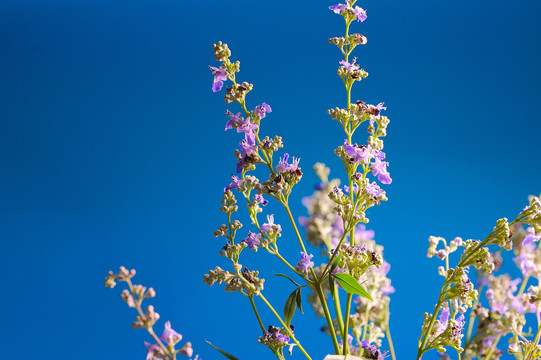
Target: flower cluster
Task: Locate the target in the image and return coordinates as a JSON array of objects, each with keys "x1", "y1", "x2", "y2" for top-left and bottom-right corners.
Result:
[
  {"x1": 104, "y1": 267, "x2": 197, "y2": 360},
  {"x1": 104, "y1": 3, "x2": 541, "y2": 360}
]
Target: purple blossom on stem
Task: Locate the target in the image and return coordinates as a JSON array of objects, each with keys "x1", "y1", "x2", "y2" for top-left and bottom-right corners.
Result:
[
  {"x1": 209, "y1": 65, "x2": 227, "y2": 92},
  {"x1": 275, "y1": 332, "x2": 290, "y2": 344},
  {"x1": 276, "y1": 153, "x2": 301, "y2": 173},
  {"x1": 371, "y1": 158, "x2": 392, "y2": 184},
  {"x1": 435, "y1": 307, "x2": 449, "y2": 335},
  {"x1": 224, "y1": 111, "x2": 243, "y2": 131},
  {"x1": 254, "y1": 194, "x2": 268, "y2": 206},
  {"x1": 368, "y1": 102, "x2": 386, "y2": 117},
  {"x1": 260, "y1": 214, "x2": 275, "y2": 233},
  {"x1": 515, "y1": 253, "x2": 536, "y2": 276},
  {"x1": 236, "y1": 131, "x2": 258, "y2": 173},
  {"x1": 296, "y1": 252, "x2": 315, "y2": 273},
  {"x1": 254, "y1": 103, "x2": 272, "y2": 118},
  {"x1": 224, "y1": 175, "x2": 244, "y2": 192},
  {"x1": 240, "y1": 131, "x2": 257, "y2": 155},
  {"x1": 339, "y1": 58, "x2": 360, "y2": 71},
  {"x1": 490, "y1": 300, "x2": 508, "y2": 315},
  {"x1": 144, "y1": 342, "x2": 163, "y2": 360},
  {"x1": 344, "y1": 143, "x2": 372, "y2": 164},
  {"x1": 329, "y1": 4, "x2": 347, "y2": 14},
  {"x1": 365, "y1": 181, "x2": 382, "y2": 197},
  {"x1": 354, "y1": 6, "x2": 367, "y2": 22},
  {"x1": 243, "y1": 231, "x2": 261, "y2": 250},
  {"x1": 160, "y1": 321, "x2": 182, "y2": 346},
  {"x1": 237, "y1": 117, "x2": 258, "y2": 135},
  {"x1": 522, "y1": 232, "x2": 540, "y2": 246},
  {"x1": 355, "y1": 224, "x2": 375, "y2": 242}
]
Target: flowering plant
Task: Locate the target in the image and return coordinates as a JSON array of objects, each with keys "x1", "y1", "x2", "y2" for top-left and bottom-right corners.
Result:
[{"x1": 105, "y1": 2, "x2": 541, "y2": 360}]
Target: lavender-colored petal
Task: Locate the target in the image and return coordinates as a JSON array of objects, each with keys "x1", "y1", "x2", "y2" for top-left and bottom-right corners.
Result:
[
  {"x1": 329, "y1": 4, "x2": 347, "y2": 14},
  {"x1": 262, "y1": 102, "x2": 272, "y2": 113},
  {"x1": 354, "y1": 6, "x2": 367, "y2": 22},
  {"x1": 212, "y1": 80, "x2": 223, "y2": 93},
  {"x1": 378, "y1": 172, "x2": 392, "y2": 185}
]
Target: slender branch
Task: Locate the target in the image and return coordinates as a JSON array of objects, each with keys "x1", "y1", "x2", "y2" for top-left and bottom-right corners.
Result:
[
  {"x1": 249, "y1": 295, "x2": 266, "y2": 333},
  {"x1": 126, "y1": 279, "x2": 173, "y2": 360},
  {"x1": 332, "y1": 285, "x2": 345, "y2": 339},
  {"x1": 384, "y1": 313, "x2": 397, "y2": 360},
  {"x1": 343, "y1": 293, "x2": 353, "y2": 355},
  {"x1": 316, "y1": 283, "x2": 341, "y2": 354}
]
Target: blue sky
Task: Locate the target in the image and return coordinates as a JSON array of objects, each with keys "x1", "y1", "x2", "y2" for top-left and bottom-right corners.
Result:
[{"x1": 1, "y1": 0, "x2": 540, "y2": 359}]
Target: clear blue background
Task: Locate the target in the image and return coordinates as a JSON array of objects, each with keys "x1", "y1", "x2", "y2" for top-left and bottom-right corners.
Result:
[{"x1": 1, "y1": 0, "x2": 540, "y2": 359}]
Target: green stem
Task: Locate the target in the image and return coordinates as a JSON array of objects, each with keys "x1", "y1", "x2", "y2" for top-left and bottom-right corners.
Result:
[
  {"x1": 316, "y1": 283, "x2": 341, "y2": 354},
  {"x1": 282, "y1": 200, "x2": 340, "y2": 353},
  {"x1": 465, "y1": 284, "x2": 483, "y2": 346},
  {"x1": 417, "y1": 295, "x2": 445, "y2": 359},
  {"x1": 343, "y1": 293, "x2": 353, "y2": 355},
  {"x1": 361, "y1": 304, "x2": 370, "y2": 341},
  {"x1": 249, "y1": 295, "x2": 266, "y2": 333},
  {"x1": 259, "y1": 293, "x2": 312, "y2": 360},
  {"x1": 283, "y1": 201, "x2": 309, "y2": 254},
  {"x1": 385, "y1": 314, "x2": 397, "y2": 360},
  {"x1": 332, "y1": 286, "x2": 345, "y2": 339},
  {"x1": 517, "y1": 275, "x2": 530, "y2": 297}
]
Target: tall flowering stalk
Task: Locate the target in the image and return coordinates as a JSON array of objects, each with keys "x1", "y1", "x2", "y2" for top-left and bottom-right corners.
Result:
[
  {"x1": 205, "y1": 1, "x2": 395, "y2": 359},
  {"x1": 102, "y1": 3, "x2": 541, "y2": 360}
]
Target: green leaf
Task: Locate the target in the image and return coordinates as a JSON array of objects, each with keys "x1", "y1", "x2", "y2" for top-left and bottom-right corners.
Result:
[
  {"x1": 295, "y1": 288, "x2": 303, "y2": 314},
  {"x1": 328, "y1": 273, "x2": 336, "y2": 300},
  {"x1": 206, "y1": 340, "x2": 241, "y2": 360},
  {"x1": 329, "y1": 251, "x2": 342, "y2": 274},
  {"x1": 333, "y1": 273, "x2": 373, "y2": 301},
  {"x1": 274, "y1": 273, "x2": 301, "y2": 287},
  {"x1": 284, "y1": 289, "x2": 297, "y2": 326}
]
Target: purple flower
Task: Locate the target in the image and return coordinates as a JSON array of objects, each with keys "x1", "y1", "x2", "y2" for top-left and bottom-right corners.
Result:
[
  {"x1": 237, "y1": 131, "x2": 258, "y2": 173},
  {"x1": 329, "y1": 4, "x2": 347, "y2": 14},
  {"x1": 522, "y1": 233, "x2": 540, "y2": 246},
  {"x1": 516, "y1": 253, "x2": 536, "y2": 276},
  {"x1": 355, "y1": 224, "x2": 375, "y2": 242},
  {"x1": 160, "y1": 321, "x2": 182, "y2": 346},
  {"x1": 243, "y1": 231, "x2": 261, "y2": 250},
  {"x1": 296, "y1": 252, "x2": 315, "y2": 273},
  {"x1": 260, "y1": 214, "x2": 275, "y2": 233},
  {"x1": 435, "y1": 307, "x2": 449, "y2": 335},
  {"x1": 275, "y1": 332, "x2": 290, "y2": 344},
  {"x1": 224, "y1": 111, "x2": 243, "y2": 131},
  {"x1": 365, "y1": 181, "x2": 382, "y2": 197},
  {"x1": 371, "y1": 158, "x2": 392, "y2": 184},
  {"x1": 490, "y1": 300, "x2": 508, "y2": 315},
  {"x1": 224, "y1": 175, "x2": 244, "y2": 192},
  {"x1": 339, "y1": 58, "x2": 360, "y2": 71},
  {"x1": 209, "y1": 65, "x2": 227, "y2": 92},
  {"x1": 254, "y1": 194, "x2": 268, "y2": 206},
  {"x1": 254, "y1": 103, "x2": 272, "y2": 118},
  {"x1": 276, "y1": 153, "x2": 301, "y2": 173},
  {"x1": 240, "y1": 131, "x2": 257, "y2": 156},
  {"x1": 511, "y1": 297, "x2": 525, "y2": 314},
  {"x1": 237, "y1": 117, "x2": 258, "y2": 135},
  {"x1": 344, "y1": 143, "x2": 372, "y2": 164},
  {"x1": 354, "y1": 6, "x2": 367, "y2": 22},
  {"x1": 144, "y1": 342, "x2": 162, "y2": 360}
]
